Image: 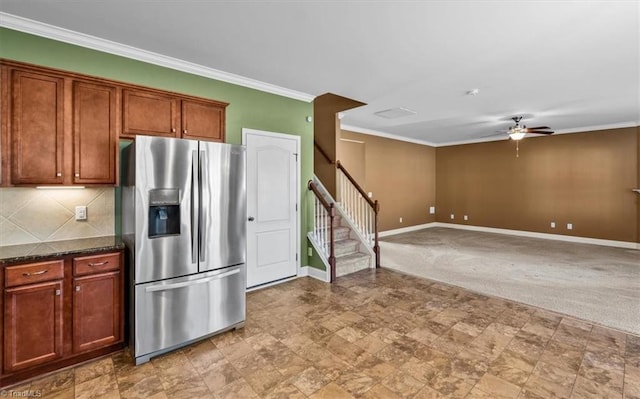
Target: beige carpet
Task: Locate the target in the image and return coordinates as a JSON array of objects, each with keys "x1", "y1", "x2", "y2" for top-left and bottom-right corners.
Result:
[{"x1": 380, "y1": 227, "x2": 640, "y2": 335}]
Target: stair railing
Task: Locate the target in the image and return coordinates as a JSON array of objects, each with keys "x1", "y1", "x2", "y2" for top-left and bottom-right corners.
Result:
[
  {"x1": 336, "y1": 160, "x2": 380, "y2": 268},
  {"x1": 308, "y1": 180, "x2": 337, "y2": 282},
  {"x1": 314, "y1": 140, "x2": 335, "y2": 165}
]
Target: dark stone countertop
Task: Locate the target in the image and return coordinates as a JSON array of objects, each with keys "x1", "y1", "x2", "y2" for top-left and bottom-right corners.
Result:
[{"x1": 0, "y1": 236, "x2": 125, "y2": 265}]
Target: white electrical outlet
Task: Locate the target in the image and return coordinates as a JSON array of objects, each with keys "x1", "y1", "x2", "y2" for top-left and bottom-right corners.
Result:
[
  {"x1": 75, "y1": 206, "x2": 87, "y2": 221},
  {"x1": 450, "y1": 214, "x2": 454, "y2": 220},
  {"x1": 368, "y1": 192, "x2": 373, "y2": 198},
  {"x1": 429, "y1": 206, "x2": 435, "y2": 214},
  {"x1": 463, "y1": 215, "x2": 468, "y2": 221},
  {"x1": 550, "y1": 222, "x2": 556, "y2": 228},
  {"x1": 399, "y1": 217, "x2": 403, "y2": 223},
  {"x1": 567, "y1": 223, "x2": 573, "y2": 230},
  {"x1": 308, "y1": 247, "x2": 313, "y2": 257}
]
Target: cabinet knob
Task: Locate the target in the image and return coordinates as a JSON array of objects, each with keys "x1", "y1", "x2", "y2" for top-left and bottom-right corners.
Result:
[
  {"x1": 75, "y1": 286, "x2": 80, "y2": 292},
  {"x1": 55, "y1": 289, "x2": 61, "y2": 296},
  {"x1": 75, "y1": 173, "x2": 80, "y2": 177},
  {"x1": 171, "y1": 128, "x2": 176, "y2": 133},
  {"x1": 56, "y1": 172, "x2": 62, "y2": 177},
  {"x1": 183, "y1": 129, "x2": 188, "y2": 134}
]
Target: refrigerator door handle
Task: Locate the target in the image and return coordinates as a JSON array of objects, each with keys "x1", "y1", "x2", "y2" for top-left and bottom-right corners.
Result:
[
  {"x1": 191, "y1": 150, "x2": 199, "y2": 264},
  {"x1": 199, "y1": 150, "x2": 206, "y2": 262},
  {"x1": 144, "y1": 269, "x2": 240, "y2": 292}
]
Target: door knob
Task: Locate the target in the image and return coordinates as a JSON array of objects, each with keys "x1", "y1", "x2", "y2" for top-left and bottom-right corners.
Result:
[{"x1": 248, "y1": 217, "x2": 255, "y2": 222}]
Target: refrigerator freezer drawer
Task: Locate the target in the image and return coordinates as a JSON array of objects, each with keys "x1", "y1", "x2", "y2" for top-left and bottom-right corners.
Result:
[{"x1": 134, "y1": 265, "x2": 245, "y2": 362}]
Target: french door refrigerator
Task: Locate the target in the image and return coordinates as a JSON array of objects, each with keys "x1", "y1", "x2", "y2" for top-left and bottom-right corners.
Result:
[{"x1": 122, "y1": 136, "x2": 246, "y2": 365}]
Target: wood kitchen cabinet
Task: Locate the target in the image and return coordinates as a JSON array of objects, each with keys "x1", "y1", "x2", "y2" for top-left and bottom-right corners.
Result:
[
  {"x1": 122, "y1": 88, "x2": 227, "y2": 142},
  {"x1": 122, "y1": 89, "x2": 178, "y2": 138},
  {"x1": 1, "y1": 59, "x2": 229, "y2": 186},
  {"x1": 1, "y1": 61, "x2": 118, "y2": 186},
  {"x1": 72, "y1": 252, "x2": 123, "y2": 353},
  {"x1": 181, "y1": 98, "x2": 226, "y2": 141},
  {"x1": 3, "y1": 260, "x2": 65, "y2": 372},
  {"x1": 9, "y1": 70, "x2": 65, "y2": 185},
  {"x1": 73, "y1": 81, "x2": 117, "y2": 184},
  {"x1": 1, "y1": 250, "x2": 124, "y2": 387}
]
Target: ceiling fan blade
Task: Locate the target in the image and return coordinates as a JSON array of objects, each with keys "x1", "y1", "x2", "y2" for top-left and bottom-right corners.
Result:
[
  {"x1": 526, "y1": 126, "x2": 550, "y2": 130},
  {"x1": 527, "y1": 130, "x2": 554, "y2": 135}
]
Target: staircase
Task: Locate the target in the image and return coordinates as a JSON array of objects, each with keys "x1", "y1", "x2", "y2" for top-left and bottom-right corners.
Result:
[
  {"x1": 325, "y1": 215, "x2": 371, "y2": 277},
  {"x1": 308, "y1": 173, "x2": 378, "y2": 281}
]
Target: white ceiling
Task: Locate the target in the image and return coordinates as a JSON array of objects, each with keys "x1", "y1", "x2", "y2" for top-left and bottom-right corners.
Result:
[{"x1": 1, "y1": 1, "x2": 638, "y2": 145}]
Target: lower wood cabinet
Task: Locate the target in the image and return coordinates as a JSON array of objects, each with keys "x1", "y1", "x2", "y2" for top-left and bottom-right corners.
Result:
[
  {"x1": 72, "y1": 252, "x2": 123, "y2": 354},
  {"x1": 4, "y1": 280, "x2": 64, "y2": 372},
  {"x1": 1, "y1": 250, "x2": 124, "y2": 387}
]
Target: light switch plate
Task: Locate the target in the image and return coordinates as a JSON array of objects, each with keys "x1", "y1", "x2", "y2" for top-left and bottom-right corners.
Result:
[
  {"x1": 75, "y1": 206, "x2": 87, "y2": 221},
  {"x1": 429, "y1": 206, "x2": 435, "y2": 214}
]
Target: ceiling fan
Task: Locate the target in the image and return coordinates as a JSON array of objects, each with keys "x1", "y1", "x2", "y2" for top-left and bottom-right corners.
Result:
[{"x1": 500, "y1": 116, "x2": 554, "y2": 141}]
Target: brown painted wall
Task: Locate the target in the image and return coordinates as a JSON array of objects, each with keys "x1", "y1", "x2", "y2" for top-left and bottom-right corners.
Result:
[
  {"x1": 436, "y1": 127, "x2": 638, "y2": 243},
  {"x1": 340, "y1": 130, "x2": 436, "y2": 231},
  {"x1": 313, "y1": 94, "x2": 366, "y2": 197}
]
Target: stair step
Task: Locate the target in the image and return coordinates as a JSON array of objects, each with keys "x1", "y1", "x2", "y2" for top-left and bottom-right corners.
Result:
[
  {"x1": 334, "y1": 226, "x2": 350, "y2": 240},
  {"x1": 334, "y1": 239, "x2": 359, "y2": 257},
  {"x1": 318, "y1": 226, "x2": 349, "y2": 241},
  {"x1": 315, "y1": 214, "x2": 342, "y2": 227},
  {"x1": 336, "y1": 252, "x2": 371, "y2": 277}
]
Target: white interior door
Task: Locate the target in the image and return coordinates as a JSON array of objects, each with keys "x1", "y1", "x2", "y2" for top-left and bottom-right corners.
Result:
[{"x1": 243, "y1": 128, "x2": 299, "y2": 288}]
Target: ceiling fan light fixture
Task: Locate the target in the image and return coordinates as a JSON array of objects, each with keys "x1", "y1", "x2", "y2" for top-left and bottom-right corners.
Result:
[{"x1": 509, "y1": 131, "x2": 526, "y2": 140}]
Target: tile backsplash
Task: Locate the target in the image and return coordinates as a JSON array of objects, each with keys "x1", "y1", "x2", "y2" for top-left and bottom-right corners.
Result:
[{"x1": 0, "y1": 188, "x2": 115, "y2": 246}]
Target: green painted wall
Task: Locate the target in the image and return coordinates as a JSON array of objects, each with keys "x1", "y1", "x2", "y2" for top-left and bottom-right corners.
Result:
[{"x1": 0, "y1": 28, "x2": 318, "y2": 268}]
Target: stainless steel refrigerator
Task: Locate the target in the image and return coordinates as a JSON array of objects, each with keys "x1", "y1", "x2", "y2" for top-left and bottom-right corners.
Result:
[{"x1": 122, "y1": 136, "x2": 246, "y2": 365}]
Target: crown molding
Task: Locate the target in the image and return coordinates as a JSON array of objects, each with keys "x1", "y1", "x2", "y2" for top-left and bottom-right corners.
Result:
[
  {"x1": 340, "y1": 124, "x2": 438, "y2": 147},
  {"x1": 342, "y1": 121, "x2": 638, "y2": 148},
  {"x1": 0, "y1": 12, "x2": 315, "y2": 103},
  {"x1": 551, "y1": 121, "x2": 638, "y2": 135},
  {"x1": 436, "y1": 121, "x2": 639, "y2": 147}
]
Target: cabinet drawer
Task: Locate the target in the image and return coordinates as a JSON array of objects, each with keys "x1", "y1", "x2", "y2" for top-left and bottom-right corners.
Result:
[
  {"x1": 5, "y1": 260, "x2": 64, "y2": 287},
  {"x1": 74, "y1": 252, "x2": 121, "y2": 276}
]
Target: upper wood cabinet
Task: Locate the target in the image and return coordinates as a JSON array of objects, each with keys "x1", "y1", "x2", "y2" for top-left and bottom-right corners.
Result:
[
  {"x1": 2, "y1": 63, "x2": 118, "y2": 186},
  {"x1": 181, "y1": 99, "x2": 225, "y2": 141},
  {"x1": 10, "y1": 70, "x2": 65, "y2": 185},
  {"x1": 73, "y1": 81, "x2": 117, "y2": 184},
  {"x1": 122, "y1": 89, "x2": 178, "y2": 138},
  {"x1": 1, "y1": 60, "x2": 228, "y2": 186},
  {"x1": 122, "y1": 88, "x2": 227, "y2": 142}
]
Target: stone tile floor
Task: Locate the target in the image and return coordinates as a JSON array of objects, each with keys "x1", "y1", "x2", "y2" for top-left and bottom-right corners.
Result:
[{"x1": 4, "y1": 268, "x2": 640, "y2": 398}]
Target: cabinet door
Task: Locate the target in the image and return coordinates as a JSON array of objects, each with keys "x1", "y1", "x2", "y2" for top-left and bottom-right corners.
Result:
[
  {"x1": 122, "y1": 89, "x2": 178, "y2": 138},
  {"x1": 73, "y1": 81, "x2": 117, "y2": 184},
  {"x1": 10, "y1": 70, "x2": 64, "y2": 184},
  {"x1": 4, "y1": 280, "x2": 63, "y2": 372},
  {"x1": 181, "y1": 99, "x2": 226, "y2": 142},
  {"x1": 73, "y1": 271, "x2": 122, "y2": 353}
]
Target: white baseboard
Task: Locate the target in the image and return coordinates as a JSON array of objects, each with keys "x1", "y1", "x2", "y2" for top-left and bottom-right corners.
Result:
[
  {"x1": 298, "y1": 265, "x2": 330, "y2": 282},
  {"x1": 379, "y1": 223, "x2": 438, "y2": 237},
  {"x1": 247, "y1": 266, "x2": 329, "y2": 292},
  {"x1": 246, "y1": 275, "x2": 298, "y2": 292},
  {"x1": 383, "y1": 222, "x2": 639, "y2": 250}
]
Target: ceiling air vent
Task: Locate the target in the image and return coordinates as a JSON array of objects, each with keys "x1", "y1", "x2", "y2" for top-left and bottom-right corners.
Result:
[{"x1": 374, "y1": 107, "x2": 417, "y2": 119}]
